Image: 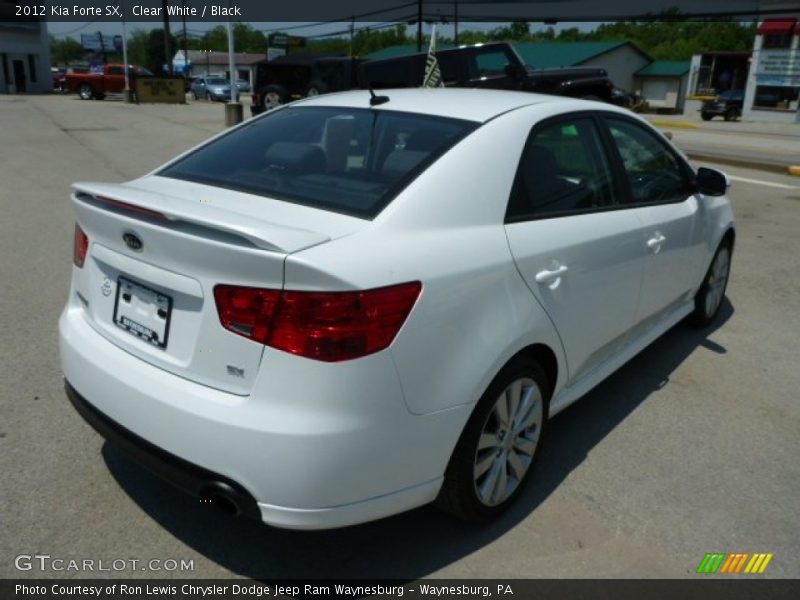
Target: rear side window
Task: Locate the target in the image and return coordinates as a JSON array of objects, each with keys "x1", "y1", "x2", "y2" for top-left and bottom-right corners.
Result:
[
  {"x1": 507, "y1": 118, "x2": 618, "y2": 221},
  {"x1": 160, "y1": 107, "x2": 477, "y2": 219}
]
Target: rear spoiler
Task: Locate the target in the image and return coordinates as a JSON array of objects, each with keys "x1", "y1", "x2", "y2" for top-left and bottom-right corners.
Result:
[{"x1": 72, "y1": 181, "x2": 330, "y2": 254}]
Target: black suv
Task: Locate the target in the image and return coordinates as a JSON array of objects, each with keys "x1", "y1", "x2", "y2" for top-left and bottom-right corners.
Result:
[
  {"x1": 701, "y1": 89, "x2": 745, "y2": 121},
  {"x1": 251, "y1": 55, "x2": 360, "y2": 115},
  {"x1": 359, "y1": 42, "x2": 615, "y2": 102}
]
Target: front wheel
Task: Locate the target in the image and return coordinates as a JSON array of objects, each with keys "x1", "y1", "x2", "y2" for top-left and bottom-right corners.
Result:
[
  {"x1": 724, "y1": 108, "x2": 739, "y2": 122},
  {"x1": 701, "y1": 112, "x2": 713, "y2": 121},
  {"x1": 689, "y1": 240, "x2": 732, "y2": 327},
  {"x1": 436, "y1": 356, "x2": 549, "y2": 522},
  {"x1": 78, "y1": 84, "x2": 94, "y2": 100}
]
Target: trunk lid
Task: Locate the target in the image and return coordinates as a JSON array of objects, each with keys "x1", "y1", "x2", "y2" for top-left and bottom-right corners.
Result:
[{"x1": 70, "y1": 176, "x2": 365, "y2": 395}]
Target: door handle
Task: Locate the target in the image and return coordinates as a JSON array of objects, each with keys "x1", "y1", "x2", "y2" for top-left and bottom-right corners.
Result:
[
  {"x1": 646, "y1": 234, "x2": 666, "y2": 252},
  {"x1": 535, "y1": 265, "x2": 569, "y2": 284}
]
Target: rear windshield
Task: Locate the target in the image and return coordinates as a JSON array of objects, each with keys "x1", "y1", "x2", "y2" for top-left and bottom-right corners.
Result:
[
  {"x1": 159, "y1": 106, "x2": 478, "y2": 218},
  {"x1": 205, "y1": 78, "x2": 227, "y2": 85}
]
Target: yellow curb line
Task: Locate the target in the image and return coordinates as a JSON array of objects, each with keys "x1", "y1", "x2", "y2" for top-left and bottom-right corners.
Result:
[
  {"x1": 650, "y1": 120, "x2": 700, "y2": 129},
  {"x1": 788, "y1": 166, "x2": 800, "y2": 177}
]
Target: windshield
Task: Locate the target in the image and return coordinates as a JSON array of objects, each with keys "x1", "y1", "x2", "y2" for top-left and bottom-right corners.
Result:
[
  {"x1": 159, "y1": 106, "x2": 477, "y2": 219},
  {"x1": 205, "y1": 78, "x2": 227, "y2": 85},
  {"x1": 719, "y1": 90, "x2": 743, "y2": 101}
]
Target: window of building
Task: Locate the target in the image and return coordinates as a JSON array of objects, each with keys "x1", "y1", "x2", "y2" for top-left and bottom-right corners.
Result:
[
  {"x1": 762, "y1": 33, "x2": 793, "y2": 49},
  {"x1": 27, "y1": 54, "x2": 36, "y2": 83},
  {"x1": 753, "y1": 86, "x2": 800, "y2": 110}
]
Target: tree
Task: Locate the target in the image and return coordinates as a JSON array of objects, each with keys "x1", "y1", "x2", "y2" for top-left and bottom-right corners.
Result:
[
  {"x1": 50, "y1": 36, "x2": 84, "y2": 66},
  {"x1": 126, "y1": 28, "x2": 177, "y2": 73}
]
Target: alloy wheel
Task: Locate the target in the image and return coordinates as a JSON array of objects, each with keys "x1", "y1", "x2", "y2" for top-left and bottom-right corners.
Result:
[
  {"x1": 704, "y1": 246, "x2": 730, "y2": 318},
  {"x1": 473, "y1": 377, "x2": 543, "y2": 506},
  {"x1": 264, "y1": 92, "x2": 282, "y2": 110}
]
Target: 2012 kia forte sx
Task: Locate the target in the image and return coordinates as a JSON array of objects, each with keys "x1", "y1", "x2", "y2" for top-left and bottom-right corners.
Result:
[{"x1": 60, "y1": 89, "x2": 734, "y2": 529}]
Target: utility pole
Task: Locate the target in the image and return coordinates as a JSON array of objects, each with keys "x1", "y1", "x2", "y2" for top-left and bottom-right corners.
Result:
[
  {"x1": 182, "y1": 0, "x2": 188, "y2": 78},
  {"x1": 122, "y1": 1, "x2": 132, "y2": 102},
  {"x1": 454, "y1": 0, "x2": 459, "y2": 45},
  {"x1": 224, "y1": 8, "x2": 243, "y2": 127},
  {"x1": 417, "y1": 0, "x2": 423, "y2": 52},
  {"x1": 162, "y1": 0, "x2": 172, "y2": 75},
  {"x1": 97, "y1": 31, "x2": 107, "y2": 65},
  {"x1": 349, "y1": 17, "x2": 355, "y2": 58}
]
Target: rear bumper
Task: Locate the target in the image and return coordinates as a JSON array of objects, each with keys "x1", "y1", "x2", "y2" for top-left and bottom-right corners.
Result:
[
  {"x1": 59, "y1": 303, "x2": 466, "y2": 529},
  {"x1": 65, "y1": 380, "x2": 261, "y2": 519}
]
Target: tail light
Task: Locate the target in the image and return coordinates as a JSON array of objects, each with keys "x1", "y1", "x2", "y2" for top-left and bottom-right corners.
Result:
[
  {"x1": 73, "y1": 223, "x2": 89, "y2": 268},
  {"x1": 214, "y1": 282, "x2": 422, "y2": 362}
]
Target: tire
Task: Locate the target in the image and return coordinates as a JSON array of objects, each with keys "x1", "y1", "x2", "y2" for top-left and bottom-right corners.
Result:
[
  {"x1": 701, "y1": 112, "x2": 713, "y2": 121},
  {"x1": 724, "y1": 108, "x2": 739, "y2": 122},
  {"x1": 689, "y1": 239, "x2": 732, "y2": 327},
  {"x1": 436, "y1": 356, "x2": 550, "y2": 522},
  {"x1": 305, "y1": 81, "x2": 328, "y2": 97},
  {"x1": 78, "y1": 83, "x2": 94, "y2": 100},
  {"x1": 261, "y1": 84, "x2": 288, "y2": 111}
]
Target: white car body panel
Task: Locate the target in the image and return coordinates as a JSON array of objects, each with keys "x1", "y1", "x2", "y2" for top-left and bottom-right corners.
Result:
[{"x1": 60, "y1": 89, "x2": 735, "y2": 529}]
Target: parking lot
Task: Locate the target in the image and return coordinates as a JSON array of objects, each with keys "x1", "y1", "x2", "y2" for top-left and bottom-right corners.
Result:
[{"x1": 1, "y1": 93, "x2": 799, "y2": 579}]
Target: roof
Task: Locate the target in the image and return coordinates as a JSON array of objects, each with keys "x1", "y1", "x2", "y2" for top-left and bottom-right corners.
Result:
[
  {"x1": 514, "y1": 41, "x2": 637, "y2": 68},
  {"x1": 364, "y1": 41, "x2": 649, "y2": 68},
  {"x1": 757, "y1": 18, "x2": 797, "y2": 35},
  {"x1": 636, "y1": 60, "x2": 691, "y2": 77},
  {"x1": 291, "y1": 87, "x2": 630, "y2": 123},
  {"x1": 184, "y1": 51, "x2": 265, "y2": 66},
  {"x1": 365, "y1": 44, "x2": 451, "y2": 60}
]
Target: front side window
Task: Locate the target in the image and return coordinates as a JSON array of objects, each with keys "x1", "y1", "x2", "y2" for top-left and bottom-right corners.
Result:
[
  {"x1": 606, "y1": 119, "x2": 690, "y2": 205},
  {"x1": 507, "y1": 118, "x2": 617, "y2": 220},
  {"x1": 160, "y1": 107, "x2": 477, "y2": 219}
]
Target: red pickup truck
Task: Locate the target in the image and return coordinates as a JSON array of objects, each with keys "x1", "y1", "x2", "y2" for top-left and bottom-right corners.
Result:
[{"x1": 65, "y1": 64, "x2": 153, "y2": 100}]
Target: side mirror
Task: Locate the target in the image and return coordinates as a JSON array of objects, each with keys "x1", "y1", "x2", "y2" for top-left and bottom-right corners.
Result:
[{"x1": 696, "y1": 167, "x2": 729, "y2": 196}]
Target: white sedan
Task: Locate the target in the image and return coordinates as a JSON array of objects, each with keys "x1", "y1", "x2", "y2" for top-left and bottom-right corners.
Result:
[{"x1": 60, "y1": 88, "x2": 734, "y2": 529}]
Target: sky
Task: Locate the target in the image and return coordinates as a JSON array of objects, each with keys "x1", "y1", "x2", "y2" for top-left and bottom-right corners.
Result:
[{"x1": 47, "y1": 20, "x2": 596, "y2": 41}]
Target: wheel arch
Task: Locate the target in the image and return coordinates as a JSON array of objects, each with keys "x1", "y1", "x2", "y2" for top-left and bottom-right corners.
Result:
[{"x1": 509, "y1": 343, "x2": 558, "y2": 409}]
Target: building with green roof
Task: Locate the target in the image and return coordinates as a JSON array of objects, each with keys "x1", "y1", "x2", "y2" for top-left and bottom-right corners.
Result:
[{"x1": 634, "y1": 60, "x2": 691, "y2": 113}]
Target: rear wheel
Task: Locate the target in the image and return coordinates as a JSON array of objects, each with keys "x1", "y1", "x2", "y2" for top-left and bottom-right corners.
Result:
[
  {"x1": 724, "y1": 107, "x2": 739, "y2": 122},
  {"x1": 436, "y1": 356, "x2": 549, "y2": 522},
  {"x1": 689, "y1": 240, "x2": 732, "y2": 327},
  {"x1": 305, "y1": 81, "x2": 328, "y2": 97},
  {"x1": 78, "y1": 84, "x2": 94, "y2": 100},
  {"x1": 262, "y1": 84, "x2": 288, "y2": 110}
]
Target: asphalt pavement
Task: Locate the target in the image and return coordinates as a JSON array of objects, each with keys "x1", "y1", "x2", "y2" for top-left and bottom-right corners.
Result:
[{"x1": 1, "y1": 94, "x2": 799, "y2": 580}]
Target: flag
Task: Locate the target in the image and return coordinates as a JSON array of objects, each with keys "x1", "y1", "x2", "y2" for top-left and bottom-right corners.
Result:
[{"x1": 422, "y1": 25, "x2": 445, "y2": 88}]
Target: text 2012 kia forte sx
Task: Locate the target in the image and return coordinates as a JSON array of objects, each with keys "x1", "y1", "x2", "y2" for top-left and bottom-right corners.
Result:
[{"x1": 60, "y1": 89, "x2": 734, "y2": 529}]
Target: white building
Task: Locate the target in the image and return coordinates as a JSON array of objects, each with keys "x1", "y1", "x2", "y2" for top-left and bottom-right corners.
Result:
[
  {"x1": 0, "y1": 18, "x2": 52, "y2": 94},
  {"x1": 742, "y1": 16, "x2": 800, "y2": 123}
]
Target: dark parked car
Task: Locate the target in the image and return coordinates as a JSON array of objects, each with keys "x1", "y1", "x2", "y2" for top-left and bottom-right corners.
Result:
[
  {"x1": 701, "y1": 89, "x2": 745, "y2": 121},
  {"x1": 251, "y1": 55, "x2": 360, "y2": 115},
  {"x1": 359, "y1": 42, "x2": 616, "y2": 103}
]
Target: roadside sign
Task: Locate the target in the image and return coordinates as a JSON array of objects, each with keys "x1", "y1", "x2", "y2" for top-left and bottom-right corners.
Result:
[
  {"x1": 268, "y1": 34, "x2": 306, "y2": 48},
  {"x1": 81, "y1": 33, "x2": 123, "y2": 53}
]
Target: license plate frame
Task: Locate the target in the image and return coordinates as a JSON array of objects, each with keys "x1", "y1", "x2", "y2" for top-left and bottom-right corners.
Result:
[{"x1": 113, "y1": 276, "x2": 173, "y2": 349}]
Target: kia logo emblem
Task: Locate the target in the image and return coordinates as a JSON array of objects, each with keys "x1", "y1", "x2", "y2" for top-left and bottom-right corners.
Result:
[{"x1": 123, "y1": 232, "x2": 143, "y2": 251}]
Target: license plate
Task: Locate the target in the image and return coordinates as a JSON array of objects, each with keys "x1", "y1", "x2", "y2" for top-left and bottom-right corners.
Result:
[{"x1": 113, "y1": 277, "x2": 172, "y2": 349}]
